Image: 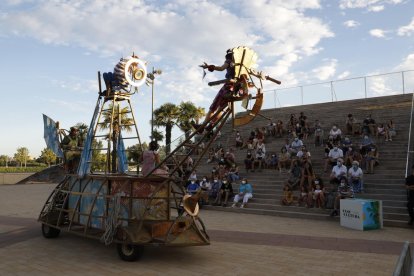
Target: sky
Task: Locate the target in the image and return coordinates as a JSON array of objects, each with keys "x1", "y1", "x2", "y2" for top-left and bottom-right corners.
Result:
[{"x1": 0, "y1": 0, "x2": 414, "y2": 158}]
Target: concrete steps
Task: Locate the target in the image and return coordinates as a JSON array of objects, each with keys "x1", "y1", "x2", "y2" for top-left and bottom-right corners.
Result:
[{"x1": 195, "y1": 93, "x2": 414, "y2": 228}]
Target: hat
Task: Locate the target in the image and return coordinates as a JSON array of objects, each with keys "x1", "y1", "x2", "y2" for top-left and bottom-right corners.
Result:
[{"x1": 352, "y1": 161, "x2": 359, "y2": 166}]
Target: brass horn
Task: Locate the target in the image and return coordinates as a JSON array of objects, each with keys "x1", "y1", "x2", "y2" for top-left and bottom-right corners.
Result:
[{"x1": 182, "y1": 191, "x2": 201, "y2": 217}]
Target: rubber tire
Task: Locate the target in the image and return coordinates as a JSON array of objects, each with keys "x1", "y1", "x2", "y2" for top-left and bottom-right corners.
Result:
[
  {"x1": 41, "y1": 224, "x2": 61, "y2": 238},
  {"x1": 117, "y1": 243, "x2": 143, "y2": 262}
]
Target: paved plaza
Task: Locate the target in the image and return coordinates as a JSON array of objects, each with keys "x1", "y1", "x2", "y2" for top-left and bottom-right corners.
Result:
[{"x1": 1, "y1": 183, "x2": 413, "y2": 275}]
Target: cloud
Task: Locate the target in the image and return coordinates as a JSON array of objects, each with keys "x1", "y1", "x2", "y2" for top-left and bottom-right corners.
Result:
[
  {"x1": 343, "y1": 20, "x2": 360, "y2": 28},
  {"x1": 394, "y1": 53, "x2": 414, "y2": 70},
  {"x1": 369, "y1": 28, "x2": 386, "y2": 38},
  {"x1": 312, "y1": 59, "x2": 337, "y2": 81},
  {"x1": 368, "y1": 5, "x2": 384, "y2": 11},
  {"x1": 337, "y1": 71, "x2": 351, "y2": 79},
  {"x1": 0, "y1": 0, "x2": 333, "y2": 103},
  {"x1": 397, "y1": 17, "x2": 414, "y2": 37},
  {"x1": 339, "y1": 0, "x2": 403, "y2": 11}
]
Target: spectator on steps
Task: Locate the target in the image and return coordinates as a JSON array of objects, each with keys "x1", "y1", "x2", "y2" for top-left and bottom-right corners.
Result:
[
  {"x1": 297, "y1": 145, "x2": 311, "y2": 165},
  {"x1": 343, "y1": 146, "x2": 362, "y2": 168},
  {"x1": 362, "y1": 114, "x2": 376, "y2": 136},
  {"x1": 376, "y1": 123, "x2": 386, "y2": 141},
  {"x1": 199, "y1": 176, "x2": 211, "y2": 205},
  {"x1": 300, "y1": 160, "x2": 315, "y2": 191},
  {"x1": 330, "y1": 177, "x2": 354, "y2": 216},
  {"x1": 214, "y1": 178, "x2": 233, "y2": 207},
  {"x1": 297, "y1": 185, "x2": 310, "y2": 207},
  {"x1": 314, "y1": 120, "x2": 324, "y2": 147},
  {"x1": 244, "y1": 151, "x2": 254, "y2": 173},
  {"x1": 278, "y1": 147, "x2": 291, "y2": 172},
  {"x1": 290, "y1": 137, "x2": 303, "y2": 156},
  {"x1": 281, "y1": 184, "x2": 294, "y2": 206},
  {"x1": 386, "y1": 119, "x2": 396, "y2": 141},
  {"x1": 348, "y1": 161, "x2": 364, "y2": 193},
  {"x1": 324, "y1": 145, "x2": 343, "y2": 172},
  {"x1": 235, "y1": 131, "x2": 244, "y2": 148},
  {"x1": 329, "y1": 125, "x2": 342, "y2": 143},
  {"x1": 341, "y1": 137, "x2": 353, "y2": 157},
  {"x1": 363, "y1": 145, "x2": 379, "y2": 174},
  {"x1": 329, "y1": 158, "x2": 347, "y2": 185},
  {"x1": 312, "y1": 182, "x2": 325, "y2": 208},
  {"x1": 228, "y1": 164, "x2": 240, "y2": 183},
  {"x1": 224, "y1": 148, "x2": 235, "y2": 168},
  {"x1": 267, "y1": 153, "x2": 279, "y2": 170},
  {"x1": 187, "y1": 179, "x2": 200, "y2": 195},
  {"x1": 267, "y1": 120, "x2": 276, "y2": 136},
  {"x1": 232, "y1": 178, "x2": 253, "y2": 208},
  {"x1": 282, "y1": 138, "x2": 291, "y2": 153},
  {"x1": 360, "y1": 135, "x2": 374, "y2": 155},
  {"x1": 287, "y1": 160, "x2": 302, "y2": 190},
  {"x1": 345, "y1": 114, "x2": 355, "y2": 135},
  {"x1": 276, "y1": 119, "x2": 284, "y2": 137},
  {"x1": 210, "y1": 177, "x2": 221, "y2": 200},
  {"x1": 254, "y1": 140, "x2": 266, "y2": 172}
]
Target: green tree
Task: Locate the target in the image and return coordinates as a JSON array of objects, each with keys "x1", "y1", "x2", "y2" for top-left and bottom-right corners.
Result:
[
  {"x1": 91, "y1": 140, "x2": 106, "y2": 171},
  {"x1": 100, "y1": 103, "x2": 135, "y2": 172},
  {"x1": 14, "y1": 147, "x2": 30, "y2": 167},
  {"x1": 40, "y1": 148, "x2": 57, "y2": 167},
  {"x1": 151, "y1": 129, "x2": 164, "y2": 142},
  {"x1": 177, "y1": 101, "x2": 205, "y2": 139},
  {"x1": 153, "y1": 103, "x2": 179, "y2": 155},
  {"x1": 74, "y1": 122, "x2": 88, "y2": 146},
  {"x1": 0, "y1": 155, "x2": 10, "y2": 167}
]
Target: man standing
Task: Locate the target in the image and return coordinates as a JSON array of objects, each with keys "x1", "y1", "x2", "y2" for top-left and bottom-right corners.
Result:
[
  {"x1": 61, "y1": 127, "x2": 81, "y2": 173},
  {"x1": 405, "y1": 165, "x2": 414, "y2": 225}
]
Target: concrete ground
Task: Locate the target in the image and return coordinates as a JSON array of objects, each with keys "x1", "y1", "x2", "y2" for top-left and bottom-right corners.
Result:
[{"x1": 1, "y1": 183, "x2": 413, "y2": 275}]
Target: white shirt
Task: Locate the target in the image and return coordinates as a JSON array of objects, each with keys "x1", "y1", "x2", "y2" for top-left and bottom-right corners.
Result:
[
  {"x1": 332, "y1": 165, "x2": 347, "y2": 178},
  {"x1": 348, "y1": 167, "x2": 363, "y2": 178},
  {"x1": 297, "y1": 150, "x2": 311, "y2": 158},
  {"x1": 328, "y1": 148, "x2": 343, "y2": 159},
  {"x1": 291, "y1": 140, "x2": 303, "y2": 150},
  {"x1": 330, "y1": 128, "x2": 342, "y2": 137}
]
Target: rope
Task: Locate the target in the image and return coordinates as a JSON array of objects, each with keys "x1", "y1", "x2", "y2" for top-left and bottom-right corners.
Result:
[{"x1": 100, "y1": 192, "x2": 123, "y2": 245}]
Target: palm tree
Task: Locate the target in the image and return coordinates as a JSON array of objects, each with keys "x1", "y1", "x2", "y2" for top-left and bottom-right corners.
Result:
[
  {"x1": 153, "y1": 103, "x2": 179, "y2": 154},
  {"x1": 100, "y1": 102, "x2": 135, "y2": 172},
  {"x1": 177, "y1": 101, "x2": 205, "y2": 139}
]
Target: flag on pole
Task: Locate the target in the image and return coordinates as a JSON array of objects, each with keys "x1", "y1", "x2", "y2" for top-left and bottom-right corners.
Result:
[{"x1": 43, "y1": 114, "x2": 63, "y2": 158}]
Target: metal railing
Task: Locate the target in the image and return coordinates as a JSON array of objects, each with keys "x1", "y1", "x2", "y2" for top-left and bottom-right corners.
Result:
[
  {"x1": 405, "y1": 93, "x2": 414, "y2": 178},
  {"x1": 393, "y1": 241, "x2": 413, "y2": 276},
  {"x1": 260, "y1": 70, "x2": 414, "y2": 110}
]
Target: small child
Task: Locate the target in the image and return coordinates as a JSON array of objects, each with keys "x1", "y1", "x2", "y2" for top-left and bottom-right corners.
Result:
[
  {"x1": 281, "y1": 184, "x2": 294, "y2": 206},
  {"x1": 297, "y1": 185, "x2": 309, "y2": 207},
  {"x1": 312, "y1": 183, "x2": 325, "y2": 208}
]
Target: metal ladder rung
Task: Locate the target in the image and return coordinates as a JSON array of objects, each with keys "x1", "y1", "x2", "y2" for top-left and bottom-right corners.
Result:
[
  {"x1": 93, "y1": 135, "x2": 108, "y2": 138},
  {"x1": 121, "y1": 137, "x2": 138, "y2": 140}
]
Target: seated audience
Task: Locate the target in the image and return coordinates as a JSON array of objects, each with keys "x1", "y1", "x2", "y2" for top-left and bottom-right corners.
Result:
[
  {"x1": 297, "y1": 185, "x2": 310, "y2": 207},
  {"x1": 329, "y1": 158, "x2": 347, "y2": 185},
  {"x1": 267, "y1": 153, "x2": 279, "y2": 170},
  {"x1": 244, "y1": 151, "x2": 255, "y2": 173},
  {"x1": 232, "y1": 178, "x2": 253, "y2": 208},
  {"x1": 360, "y1": 135, "x2": 374, "y2": 155},
  {"x1": 187, "y1": 179, "x2": 200, "y2": 195},
  {"x1": 300, "y1": 160, "x2": 315, "y2": 191},
  {"x1": 324, "y1": 145, "x2": 343, "y2": 172},
  {"x1": 362, "y1": 114, "x2": 376, "y2": 136},
  {"x1": 312, "y1": 181, "x2": 325, "y2": 208},
  {"x1": 214, "y1": 179, "x2": 233, "y2": 207},
  {"x1": 254, "y1": 141, "x2": 266, "y2": 172},
  {"x1": 290, "y1": 137, "x2": 303, "y2": 156},
  {"x1": 287, "y1": 160, "x2": 302, "y2": 190},
  {"x1": 376, "y1": 123, "x2": 386, "y2": 140},
  {"x1": 343, "y1": 146, "x2": 362, "y2": 167},
  {"x1": 330, "y1": 177, "x2": 354, "y2": 216},
  {"x1": 267, "y1": 120, "x2": 276, "y2": 136},
  {"x1": 210, "y1": 177, "x2": 221, "y2": 200},
  {"x1": 199, "y1": 176, "x2": 211, "y2": 205},
  {"x1": 276, "y1": 120, "x2": 284, "y2": 137},
  {"x1": 348, "y1": 161, "x2": 363, "y2": 193},
  {"x1": 278, "y1": 148, "x2": 291, "y2": 172},
  {"x1": 385, "y1": 119, "x2": 396, "y2": 141},
  {"x1": 228, "y1": 164, "x2": 240, "y2": 183},
  {"x1": 235, "y1": 131, "x2": 244, "y2": 148},
  {"x1": 363, "y1": 146, "x2": 379, "y2": 174},
  {"x1": 281, "y1": 184, "x2": 294, "y2": 206},
  {"x1": 329, "y1": 125, "x2": 342, "y2": 143}
]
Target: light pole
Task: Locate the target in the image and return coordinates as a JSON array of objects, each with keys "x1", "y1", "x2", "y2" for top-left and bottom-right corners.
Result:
[{"x1": 147, "y1": 67, "x2": 162, "y2": 141}]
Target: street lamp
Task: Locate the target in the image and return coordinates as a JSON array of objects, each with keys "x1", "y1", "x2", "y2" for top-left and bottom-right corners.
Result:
[{"x1": 147, "y1": 67, "x2": 162, "y2": 141}]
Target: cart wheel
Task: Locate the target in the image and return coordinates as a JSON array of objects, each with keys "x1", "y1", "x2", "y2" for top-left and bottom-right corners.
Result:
[
  {"x1": 117, "y1": 243, "x2": 143, "y2": 262},
  {"x1": 41, "y1": 224, "x2": 60, "y2": 238}
]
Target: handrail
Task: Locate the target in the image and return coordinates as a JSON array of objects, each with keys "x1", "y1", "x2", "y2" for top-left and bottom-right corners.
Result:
[
  {"x1": 265, "y1": 69, "x2": 414, "y2": 93},
  {"x1": 393, "y1": 241, "x2": 412, "y2": 276},
  {"x1": 405, "y1": 92, "x2": 414, "y2": 178}
]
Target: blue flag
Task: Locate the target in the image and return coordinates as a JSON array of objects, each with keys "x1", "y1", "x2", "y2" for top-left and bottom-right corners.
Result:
[{"x1": 43, "y1": 114, "x2": 63, "y2": 158}]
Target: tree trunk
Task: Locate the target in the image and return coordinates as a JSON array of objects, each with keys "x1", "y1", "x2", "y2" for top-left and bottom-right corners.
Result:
[{"x1": 166, "y1": 123, "x2": 172, "y2": 155}]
